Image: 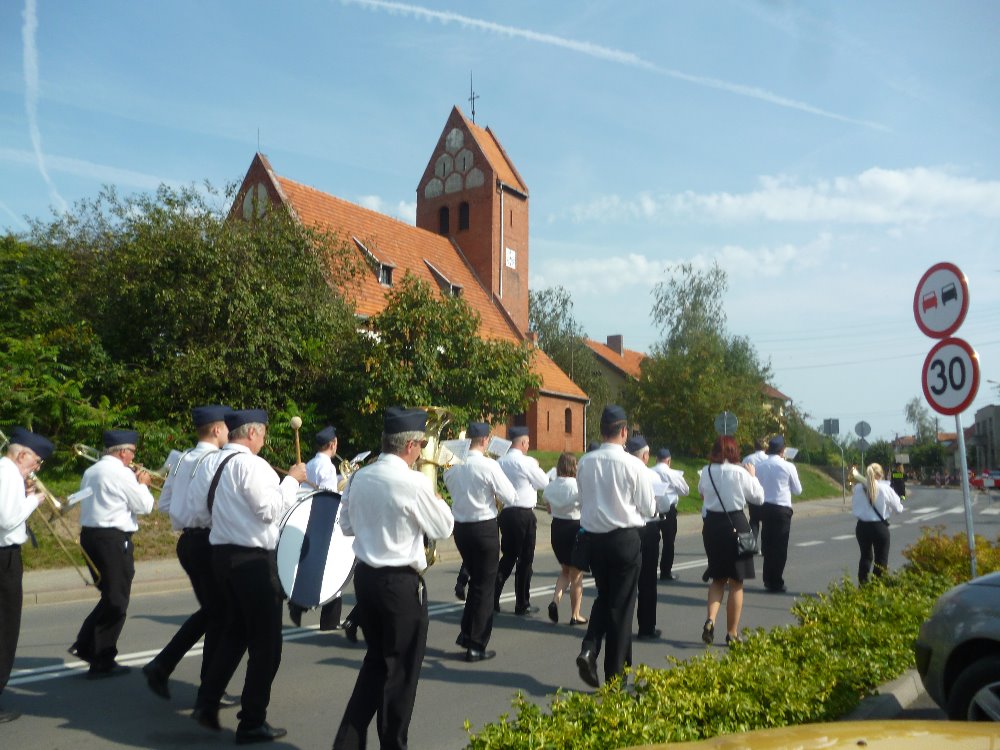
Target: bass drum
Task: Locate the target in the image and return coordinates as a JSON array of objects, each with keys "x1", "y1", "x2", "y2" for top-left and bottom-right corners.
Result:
[{"x1": 277, "y1": 489, "x2": 356, "y2": 608}]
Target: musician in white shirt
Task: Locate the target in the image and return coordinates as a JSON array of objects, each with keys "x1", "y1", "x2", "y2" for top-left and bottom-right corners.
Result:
[
  {"x1": 627, "y1": 436, "x2": 667, "y2": 641},
  {"x1": 651, "y1": 447, "x2": 689, "y2": 581},
  {"x1": 741, "y1": 439, "x2": 768, "y2": 548},
  {"x1": 444, "y1": 421, "x2": 515, "y2": 661},
  {"x1": 574, "y1": 405, "x2": 656, "y2": 688},
  {"x1": 332, "y1": 407, "x2": 454, "y2": 750},
  {"x1": 495, "y1": 426, "x2": 549, "y2": 615},
  {"x1": 851, "y1": 463, "x2": 904, "y2": 584},
  {"x1": 143, "y1": 405, "x2": 230, "y2": 703},
  {"x1": 192, "y1": 409, "x2": 305, "y2": 743},
  {"x1": 289, "y1": 425, "x2": 345, "y2": 631},
  {"x1": 0, "y1": 427, "x2": 52, "y2": 723},
  {"x1": 754, "y1": 435, "x2": 802, "y2": 593}
]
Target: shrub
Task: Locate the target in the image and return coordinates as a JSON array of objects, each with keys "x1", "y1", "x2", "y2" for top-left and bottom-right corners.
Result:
[{"x1": 902, "y1": 525, "x2": 1000, "y2": 584}]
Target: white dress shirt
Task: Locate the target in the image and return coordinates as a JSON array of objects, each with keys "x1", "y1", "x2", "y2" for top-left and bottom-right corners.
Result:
[
  {"x1": 543, "y1": 476, "x2": 581, "y2": 520},
  {"x1": 698, "y1": 462, "x2": 764, "y2": 513},
  {"x1": 0, "y1": 456, "x2": 41, "y2": 546},
  {"x1": 651, "y1": 462, "x2": 690, "y2": 513},
  {"x1": 852, "y1": 480, "x2": 904, "y2": 523},
  {"x1": 578, "y1": 443, "x2": 656, "y2": 533},
  {"x1": 742, "y1": 450, "x2": 767, "y2": 467},
  {"x1": 497, "y1": 448, "x2": 549, "y2": 508},
  {"x1": 755, "y1": 454, "x2": 803, "y2": 508},
  {"x1": 339, "y1": 453, "x2": 454, "y2": 572},
  {"x1": 443, "y1": 449, "x2": 516, "y2": 523},
  {"x1": 306, "y1": 452, "x2": 341, "y2": 491},
  {"x1": 206, "y1": 443, "x2": 300, "y2": 550},
  {"x1": 79, "y1": 455, "x2": 154, "y2": 532},
  {"x1": 159, "y1": 441, "x2": 220, "y2": 530}
]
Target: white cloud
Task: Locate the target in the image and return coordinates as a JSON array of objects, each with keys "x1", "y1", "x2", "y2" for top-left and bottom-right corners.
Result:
[
  {"x1": 341, "y1": 0, "x2": 885, "y2": 131},
  {"x1": 565, "y1": 167, "x2": 1000, "y2": 225},
  {"x1": 0, "y1": 147, "x2": 178, "y2": 191},
  {"x1": 21, "y1": 0, "x2": 66, "y2": 212},
  {"x1": 357, "y1": 194, "x2": 416, "y2": 225}
]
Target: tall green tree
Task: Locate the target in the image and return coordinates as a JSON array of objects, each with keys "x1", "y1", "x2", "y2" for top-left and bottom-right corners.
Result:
[
  {"x1": 332, "y1": 274, "x2": 541, "y2": 451},
  {"x1": 627, "y1": 262, "x2": 773, "y2": 456},
  {"x1": 529, "y1": 286, "x2": 610, "y2": 443},
  {"x1": 25, "y1": 184, "x2": 362, "y2": 420},
  {"x1": 905, "y1": 396, "x2": 937, "y2": 443}
]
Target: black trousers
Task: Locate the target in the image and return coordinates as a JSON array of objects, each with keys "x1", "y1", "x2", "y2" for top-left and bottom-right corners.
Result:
[
  {"x1": 760, "y1": 504, "x2": 793, "y2": 589},
  {"x1": 495, "y1": 508, "x2": 536, "y2": 610},
  {"x1": 0, "y1": 545, "x2": 23, "y2": 694},
  {"x1": 636, "y1": 522, "x2": 660, "y2": 636},
  {"x1": 289, "y1": 596, "x2": 343, "y2": 630},
  {"x1": 856, "y1": 520, "x2": 891, "y2": 584},
  {"x1": 454, "y1": 519, "x2": 500, "y2": 650},
  {"x1": 74, "y1": 527, "x2": 134, "y2": 667},
  {"x1": 748, "y1": 503, "x2": 762, "y2": 541},
  {"x1": 582, "y1": 527, "x2": 641, "y2": 683},
  {"x1": 196, "y1": 545, "x2": 283, "y2": 731},
  {"x1": 333, "y1": 562, "x2": 428, "y2": 750},
  {"x1": 657, "y1": 507, "x2": 678, "y2": 576},
  {"x1": 150, "y1": 529, "x2": 225, "y2": 680}
]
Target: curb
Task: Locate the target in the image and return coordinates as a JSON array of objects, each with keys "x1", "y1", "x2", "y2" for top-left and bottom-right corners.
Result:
[{"x1": 842, "y1": 670, "x2": 924, "y2": 721}]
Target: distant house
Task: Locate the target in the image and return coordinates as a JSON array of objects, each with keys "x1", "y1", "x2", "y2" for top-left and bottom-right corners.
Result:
[
  {"x1": 970, "y1": 404, "x2": 1000, "y2": 472},
  {"x1": 230, "y1": 106, "x2": 588, "y2": 452},
  {"x1": 760, "y1": 384, "x2": 791, "y2": 433}
]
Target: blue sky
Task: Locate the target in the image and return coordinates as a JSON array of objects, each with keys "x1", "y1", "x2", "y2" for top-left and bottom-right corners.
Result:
[{"x1": 2, "y1": 0, "x2": 999, "y2": 446}]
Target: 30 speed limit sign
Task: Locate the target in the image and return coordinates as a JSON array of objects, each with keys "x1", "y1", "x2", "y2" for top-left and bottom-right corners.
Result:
[{"x1": 921, "y1": 337, "x2": 980, "y2": 416}]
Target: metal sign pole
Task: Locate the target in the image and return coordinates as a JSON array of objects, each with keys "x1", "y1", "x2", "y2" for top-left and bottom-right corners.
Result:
[{"x1": 954, "y1": 413, "x2": 977, "y2": 579}]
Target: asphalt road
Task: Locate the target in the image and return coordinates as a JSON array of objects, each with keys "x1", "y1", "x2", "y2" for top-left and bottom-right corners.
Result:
[{"x1": 6, "y1": 486, "x2": 993, "y2": 748}]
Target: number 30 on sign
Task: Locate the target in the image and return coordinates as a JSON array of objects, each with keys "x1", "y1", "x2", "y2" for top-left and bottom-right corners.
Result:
[{"x1": 921, "y1": 337, "x2": 980, "y2": 416}]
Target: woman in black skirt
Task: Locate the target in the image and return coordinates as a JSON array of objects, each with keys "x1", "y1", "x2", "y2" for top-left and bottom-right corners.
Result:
[
  {"x1": 698, "y1": 435, "x2": 764, "y2": 646},
  {"x1": 543, "y1": 452, "x2": 586, "y2": 625}
]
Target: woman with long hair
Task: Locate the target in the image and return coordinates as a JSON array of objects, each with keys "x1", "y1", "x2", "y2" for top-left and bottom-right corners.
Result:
[
  {"x1": 852, "y1": 462, "x2": 904, "y2": 584},
  {"x1": 544, "y1": 452, "x2": 587, "y2": 625},
  {"x1": 699, "y1": 435, "x2": 764, "y2": 646}
]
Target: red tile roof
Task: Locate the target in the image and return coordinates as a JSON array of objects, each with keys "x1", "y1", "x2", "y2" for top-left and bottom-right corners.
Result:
[
  {"x1": 583, "y1": 338, "x2": 646, "y2": 380},
  {"x1": 761, "y1": 384, "x2": 791, "y2": 402},
  {"x1": 463, "y1": 113, "x2": 528, "y2": 194},
  {"x1": 245, "y1": 157, "x2": 585, "y2": 402}
]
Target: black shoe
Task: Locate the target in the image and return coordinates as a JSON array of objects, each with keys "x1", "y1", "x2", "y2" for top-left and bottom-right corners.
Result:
[
  {"x1": 660, "y1": 572, "x2": 680, "y2": 581},
  {"x1": 288, "y1": 603, "x2": 303, "y2": 627},
  {"x1": 142, "y1": 662, "x2": 170, "y2": 700},
  {"x1": 219, "y1": 693, "x2": 241, "y2": 709},
  {"x1": 569, "y1": 617, "x2": 588, "y2": 626},
  {"x1": 725, "y1": 633, "x2": 743, "y2": 647},
  {"x1": 765, "y1": 584, "x2": 787, "y2": 593},
  {"x1": 67, "y1": 644, "x2": 94, "y2": 665},
  {"x1": 701, "y1": 619, "x2": 714, "y2": 645},
  {"x1": 343, "y1": 620, "x2": 358, "y2": 643},
  {"x1": 454, "y1": 583, "x2": 466, "y2": 601},
  {"x1": 547, "y1": 601, "x2": 559, "y2": 623},
  {"x1": 465, "y1": 648, "x2": 497, "y2": 662},
  {"x1": 576, "y1": 649, "x2": 599, "y2": 688},
  {"x1": 636, "y1": 629, "x2": 662, "y2": 641},
  {"x1": 514, "y1": 604, "x2": 539, "y2": 616},
  {"x1": 86, "y1": 662, "x2": 130, "y2": 680},
  {"x1": 192, "y1": 706, "x2": 221, "y2": 731},
  {"x1": 0, "y1": 710, "x2": 21, "y2": 724},
  {"x1": 235, "y1": 721, "x2": 287, "y2": 744}
]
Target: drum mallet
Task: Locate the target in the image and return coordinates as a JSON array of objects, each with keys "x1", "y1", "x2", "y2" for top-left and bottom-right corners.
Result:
[{"x1": 290, "y1": 416, "x2": 303, "y2": 463}]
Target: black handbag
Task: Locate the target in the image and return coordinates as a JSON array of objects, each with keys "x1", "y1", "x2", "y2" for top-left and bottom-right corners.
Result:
[
  {"x1": 707, "y1": 465, "x2": 756, "y2": 559},
  {"x1": 570, "y1": 528, "x2": 591, "y2": 572}
]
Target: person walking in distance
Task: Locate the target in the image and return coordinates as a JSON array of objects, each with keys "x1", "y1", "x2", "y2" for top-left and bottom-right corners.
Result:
[
  {"x1": 650, "y1": 448, "x2": 689, "y2": 581},
  {"x1": 754, "y1": 436, "x2": 802, "y2": 593},
  {"x1": 495, "y1": 426, "x2": 548, "y2": 615},
  {"x1": 543, "y1": 452, "x2": 586, "y2": 626}
]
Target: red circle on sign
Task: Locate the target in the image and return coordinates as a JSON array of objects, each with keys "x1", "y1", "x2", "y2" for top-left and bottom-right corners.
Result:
[
  {"x1": 921, "y1": 337, "x2": 980, "y2": 416},
  {"x1": 913, "y1": 262, "x2": 969, "y2": 338}
]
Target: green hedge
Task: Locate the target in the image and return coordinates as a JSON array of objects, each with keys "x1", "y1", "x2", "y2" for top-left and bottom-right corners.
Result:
[{"x1": 465, "y1": 529, "x2": 1000, "y2": 749}]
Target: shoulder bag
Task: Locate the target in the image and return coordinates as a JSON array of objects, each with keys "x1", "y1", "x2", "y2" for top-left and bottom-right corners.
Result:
[{"x1": 708, "y1": 465, "x2": 757, "y2": 559}]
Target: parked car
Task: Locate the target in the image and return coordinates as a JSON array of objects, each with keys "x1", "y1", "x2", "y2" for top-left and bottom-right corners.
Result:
[{"x1": 915, "y1": 571, "x2": 1000, "y2": 720}]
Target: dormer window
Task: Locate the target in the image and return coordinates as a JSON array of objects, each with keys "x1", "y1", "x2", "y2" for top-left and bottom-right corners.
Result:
[
  {"x1": 353, "y1": 236, "x2": 395, "y2": 286},
  {"x1": 424, "y1": 259, "x2": 462, "y2": 297},
  {"x1": 378, "y1": 265, "x2": 394, "y2": 286}
]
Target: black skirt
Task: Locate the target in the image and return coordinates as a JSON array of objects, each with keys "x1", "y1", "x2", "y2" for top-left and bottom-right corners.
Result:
[
  {"x1": 702, "y1": 511, "x2": 755, "y2": 582},
  {"x1": 550, "y1": 517, "x2": 581, "y2": 567}
]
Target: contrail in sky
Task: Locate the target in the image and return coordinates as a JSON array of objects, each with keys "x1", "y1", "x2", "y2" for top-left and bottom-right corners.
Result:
[
  {"x1": 22, "y1": 0, "x2": 67, "y2": 212},
  {"x1": 341, "y1": 0, "x2": 889, "y2": 132}
]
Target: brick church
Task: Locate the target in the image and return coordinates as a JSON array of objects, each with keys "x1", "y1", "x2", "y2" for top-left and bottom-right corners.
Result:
[{"x1": 230, "y1": 106, "x2": 588, "y2": 452}]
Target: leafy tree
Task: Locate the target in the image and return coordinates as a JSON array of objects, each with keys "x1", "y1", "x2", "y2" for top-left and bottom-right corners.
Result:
[
  {"x1": 628, "y1": 263, "x2": 773, "y2": 456},
  {"x1": 331, "y1": 274, "x2": 541, "y2": 451},
  {"x1": 905, "y1": 396, "x2": 937, "y2": 443},
  {"x1": 529, "y1": 286, "x2": 610, "y2": 443},
  {"x1": 865, "y1": 439, "x2": 895, "y2": 471},
  {"x1": 25, "y1": 184, "x2": 362, "y2": 420}
]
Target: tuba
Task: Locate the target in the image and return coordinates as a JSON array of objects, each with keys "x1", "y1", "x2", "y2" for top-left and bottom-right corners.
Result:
[{"x1": 414, "y1": 406, "x2": 457, "y2": 567}]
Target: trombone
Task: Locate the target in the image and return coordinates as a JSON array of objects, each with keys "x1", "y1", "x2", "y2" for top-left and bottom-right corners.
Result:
[{"x1": 73, "y1": 443, "x2": 169, "y2": 489}]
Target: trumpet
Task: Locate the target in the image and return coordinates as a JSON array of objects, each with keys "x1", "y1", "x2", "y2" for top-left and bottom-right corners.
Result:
[{"x1": 73, "y1": 443, "x2": 168, "y2": 489}]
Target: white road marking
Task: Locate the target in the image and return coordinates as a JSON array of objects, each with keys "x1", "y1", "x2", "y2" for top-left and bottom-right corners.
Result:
[
  {"x1": 795, "y1": 541, "x2": 824, "y2": 547},
  {"x1": 910, "y1": 507, "x2": 939, "y2": 514},
  {"x1": 831, "y1": 534, "x2": 856, "y2": 541},
  {"x1": 905, "y1": 507, "x2": 963, "y2": 524}
]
